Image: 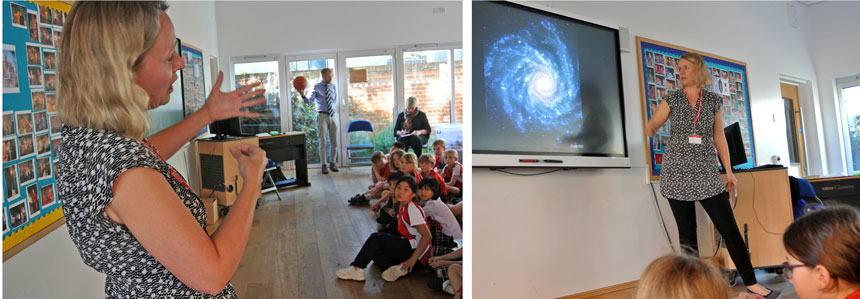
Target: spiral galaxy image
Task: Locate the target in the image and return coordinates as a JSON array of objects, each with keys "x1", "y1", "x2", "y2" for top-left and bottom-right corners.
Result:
[{"x1": 483, "y1": 19, "x2": 582, "y2": 138}]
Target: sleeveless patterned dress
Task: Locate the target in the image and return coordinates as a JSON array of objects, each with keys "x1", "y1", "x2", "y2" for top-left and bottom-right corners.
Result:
[
  {"x1": 659, "y1": 89, "x2": 727, "y2": 201},
  {"x1": 58, "y1": 125, "x2": 237, "y2": 298}
]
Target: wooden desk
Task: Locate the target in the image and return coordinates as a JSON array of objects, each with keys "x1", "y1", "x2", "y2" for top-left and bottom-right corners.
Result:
[{"x1": 712, "y1": 168, "x2": 793, "y2": 270}]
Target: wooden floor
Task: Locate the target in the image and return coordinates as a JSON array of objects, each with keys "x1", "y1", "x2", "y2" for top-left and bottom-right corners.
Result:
[{"x1": 229, "y1": 166, "x2": 450, "y2": 299}]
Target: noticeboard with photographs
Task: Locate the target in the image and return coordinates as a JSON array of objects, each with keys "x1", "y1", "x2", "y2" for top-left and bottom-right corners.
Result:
[
  {"x1": 2, "y1": 0, "x2": 69, "y2": 258},
  {"x1": 179, "y1": 40, "x2": 208, "y2": 140},
  {"x1": 636, "y1": 37, "x2": 756, "y2": 180}
]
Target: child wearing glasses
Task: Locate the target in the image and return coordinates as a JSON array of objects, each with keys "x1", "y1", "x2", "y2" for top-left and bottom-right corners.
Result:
[{"x1": 776, "y1": 206, "x2": 860, "y2": 299}]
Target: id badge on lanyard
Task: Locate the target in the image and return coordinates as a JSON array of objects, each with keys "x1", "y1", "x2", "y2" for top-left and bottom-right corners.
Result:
[{"x1": 689, "y1": 89, "x2": 703, "y2": 145}]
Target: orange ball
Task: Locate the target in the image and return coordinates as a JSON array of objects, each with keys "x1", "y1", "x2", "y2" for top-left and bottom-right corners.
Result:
[{"x1": 293, "y1": 76, "x2": 308, "y2": 91}]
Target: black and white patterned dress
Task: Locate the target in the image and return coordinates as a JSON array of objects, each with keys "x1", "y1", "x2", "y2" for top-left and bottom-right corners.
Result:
[
  {"x1": 659, "y1": 89, "x2": 726, "y2": 201},
  {"x1": 58, "y1": 125, "x2": 237, "y2": 298}
]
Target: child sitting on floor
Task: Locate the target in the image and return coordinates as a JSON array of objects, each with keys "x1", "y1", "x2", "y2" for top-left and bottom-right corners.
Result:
[
  {"x1": 349, "y1": 151, "x2": 390, "y2": 205},
  {"x1": 635, "y1": 253, "x2": 729, "y2": 299},
  {"x1": 400, "y1": 152, "x2": 422, "y2": 180},
  {"x1": 440, "y1": 149, "x2": 463, "y2": 197},
  {"x1": 417, "y1": 178, "x2": 461, "y2": 289},
  {"x1": 372, "y1": 171, "x2": 405, "y2": 232},
  {"x1": 431, "y1": 139, "x2": 446, "y2": 173},
  {"x1": 419, "y1": 154, "x2": 448, "y2": 198},
  {"x1": 385, "y1": 141, "x2": 406, "y2": 160},
  {"x1": 428, "y1": 248, "x2": 463, "y2": 296},
  {"x1": 337, "y1": 176, "x2": 432, "y2": 282}
]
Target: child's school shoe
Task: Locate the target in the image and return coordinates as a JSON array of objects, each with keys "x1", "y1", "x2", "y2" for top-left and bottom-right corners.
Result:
[
  {"x1": 335, "y1": 266, "x2": 365, "y2": 281},
  {"x1": 442, "y1": 280, "x2": 455, "y2": 295},
  {"x1": 381, "y1": 265, "x2": 409, "y2": 282},
  {"x1": 348, "y1": 194, "x2": 368, "y2": 205},
  {"x1": 746, "y1": 287, "x2": 781, "y2": 299}
]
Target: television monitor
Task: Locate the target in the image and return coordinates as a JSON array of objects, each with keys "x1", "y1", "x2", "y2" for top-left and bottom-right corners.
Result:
[
  {"x1": 722, "y1": 122, "x2": 748, "y2": 168},
  {"x1": 473, "y1": 1, "x2": 630, "y2": 168}
]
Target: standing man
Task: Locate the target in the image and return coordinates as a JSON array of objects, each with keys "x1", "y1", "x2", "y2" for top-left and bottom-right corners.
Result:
[{"x1": 301, "y1": 68, "x2": 339, "y2": 174}]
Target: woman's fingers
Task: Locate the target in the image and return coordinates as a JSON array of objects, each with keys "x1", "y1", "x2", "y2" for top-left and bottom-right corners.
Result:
[{"x1": 234, "y1": 82, "x2": 262, "y2": 95}]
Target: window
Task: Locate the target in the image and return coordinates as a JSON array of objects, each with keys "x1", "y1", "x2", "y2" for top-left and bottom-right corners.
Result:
[
  {"x1": 839, "y1": 75, "x2": 860, "y2": 174},
  {"x1": 403, "y1": 48, "x2": 463, "y2": 128},
  {"x1": 233, "y1": 60, "x2": 280, "y2": 135}
]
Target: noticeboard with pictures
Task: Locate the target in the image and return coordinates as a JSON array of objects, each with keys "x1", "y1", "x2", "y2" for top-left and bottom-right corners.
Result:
[{"x1": 2, "y1": 0, "x2": 69, "y2": 259}]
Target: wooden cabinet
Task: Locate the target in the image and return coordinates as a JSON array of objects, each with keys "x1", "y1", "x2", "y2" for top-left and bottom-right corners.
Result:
[
  {"x1": 712, "y1": 168, "x2": 793, "y2": 269},
  {"x1": 197, "y1": 136, "x2": 259, "y2": 206}
]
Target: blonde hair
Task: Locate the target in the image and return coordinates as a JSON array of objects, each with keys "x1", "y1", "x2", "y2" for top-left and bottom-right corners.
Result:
[
  {"x1": 401, "y1": 152, "x2": 418, "y2": 169},
  {"x1": 58, "y1": 1, "x2": 169, "y2": 139},
  {"x1": 432, "y1": 139, "x2": 446, "y2": 148},
  {"x1": 679, "y1": 53, "x2": 712, "y2": 90},
  {"x1": 444, "y1": 149, "x2": 459, "y2": 160},
  {"x1": 635, "y1": 253, "x2": 729, "y2": 299},
  {"x1": 418, "y1": 154, "x2": 435, "y2": 165},
  {"x1": 406, "y1": 96, "x2": 418, "y2": 108}
]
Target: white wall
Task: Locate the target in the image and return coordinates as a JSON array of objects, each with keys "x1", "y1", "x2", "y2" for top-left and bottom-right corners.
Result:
[
  {"x1": 2, "y1": 2, "x2": 220, "y2": 298},
  {"x1": 807, "y1": 1, "x2": 860, "y2": 175},
  {"x1": 473, "y1": 1, "x2": 833, "y2": 298},
  {"x1": 212, "y1": 1, "x2": 463, "y2": 88}
]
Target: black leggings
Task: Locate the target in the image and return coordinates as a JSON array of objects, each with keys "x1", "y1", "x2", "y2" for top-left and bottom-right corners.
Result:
[
  {"x1": 398, "y1": 135, "x2": 428, "y2": 155},
  {"x1": 667, "y1": 192, "x2": 757, "y2": 286},
  {"x1": 351, "y1": 232, "x2": 413, "y2": 270}
]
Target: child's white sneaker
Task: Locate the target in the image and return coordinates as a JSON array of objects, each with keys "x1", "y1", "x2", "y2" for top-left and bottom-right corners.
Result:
[
  {"x1": 336, "y1": 266, "x2": 365, "y2": 281},
  {"x1": 381, "y1": 265, "x2": 409, "y2": 282},
  {"x1": 442, "y1": 280, "x2": 455, "y2": 294}
]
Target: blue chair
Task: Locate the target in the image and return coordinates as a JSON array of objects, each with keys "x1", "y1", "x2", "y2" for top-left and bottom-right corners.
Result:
[
  {"x1": 346, "y1": 120, "x2": 374, "y2": 165},
  {"x1": 790, "y1": 176, "x2": 824, "y2": 219}
]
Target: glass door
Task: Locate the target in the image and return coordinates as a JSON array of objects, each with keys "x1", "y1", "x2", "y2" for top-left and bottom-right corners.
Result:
[
  {"x1": 286, "y1": 56, "x2": 336, "y2": 165},
  {"x1": 340, "y1": 51, "x2": 396, "y2": 159},
  {"x1": 232, "y1": 60, "x2": 281, "y2": 135}
]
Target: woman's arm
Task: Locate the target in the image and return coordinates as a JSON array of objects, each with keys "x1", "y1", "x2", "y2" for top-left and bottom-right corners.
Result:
[
  {"x1": 713, "y1": 108, "x2": 737, "y2": 192},
  {"x1": 412, "y1": 112, "x2": 431, "y2": 136},
  {"x1": 400, "y1": 223, "x2": 431, "y2": 272},
  {"x1": 106, "y1": 144, "x2": 266, "y2": 295},
  {"x1": 645, "y1": 100, "x2": 670, "y2": 137},
  {"x1": 393, "y1": 113, "x2": 404, "y2": 137},
  {"x1": 149, "y1": 72, "x2": 265, "y2": 159}
]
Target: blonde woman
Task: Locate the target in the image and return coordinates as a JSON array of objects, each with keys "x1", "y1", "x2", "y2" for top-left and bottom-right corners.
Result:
[
  {"x1": 394, "y1": 96, "x2": 431, "y2": 155},
  {"x1": 636, "y1": 253, "x2": 729, "y2": 299},
  {"x1": 58, "y1": 2, "x2": 267, "y2": 297},
  {"x1": 645, "y1": 53, "x2": 779, "y2": 298}
]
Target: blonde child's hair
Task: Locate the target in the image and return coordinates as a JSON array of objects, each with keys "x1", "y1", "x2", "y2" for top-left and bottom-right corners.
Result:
[
  {"x1": 371, "y1": 151, "x2": 385, "y2": 163},
  {"x1": 58, "y1": 1, "x2": 170, "y2": 139},
  {"x1": 444, "y1": 149, "x2": 459, "y2": 160},
  {"x1": 634, "y1": 253, "x2": 728, "y2": 299},
  {"x1": 432, "y1": 139, "x2": 446, "y2": 148},
  {"x1": 401, "y1": 152, "x2": 418, "y2": 169},
  {"x1": 389, "y1": 149, "x2": 405, "y2": 171},
  {"x1": 418, "y1": 153, "x2": 436, "y2": 165}
]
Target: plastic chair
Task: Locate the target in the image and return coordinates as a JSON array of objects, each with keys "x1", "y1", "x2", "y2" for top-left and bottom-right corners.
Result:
[
  {"x1": 790, "y1": 176, "x2": 824, "y2": 219},
  {"x1": 346, "y1": 120, "x2": 374, "y2": 165}
]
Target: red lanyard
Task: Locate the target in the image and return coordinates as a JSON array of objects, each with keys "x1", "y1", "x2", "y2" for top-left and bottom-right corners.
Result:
[
  {"x1": 692, "y1": 89, "x2": 703, "y2": 131},
  {"x1": 139, "y1": 139, "x2": 193, "y2": 191}
]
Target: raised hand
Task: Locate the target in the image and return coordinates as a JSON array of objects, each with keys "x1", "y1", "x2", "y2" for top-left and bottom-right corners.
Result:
[
  {"x1": 203, "y1": 71, "x2": 268, "y2": 122},
  {"x1": 229, "y1": 143, "x2": 267, "y2": 183}
]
